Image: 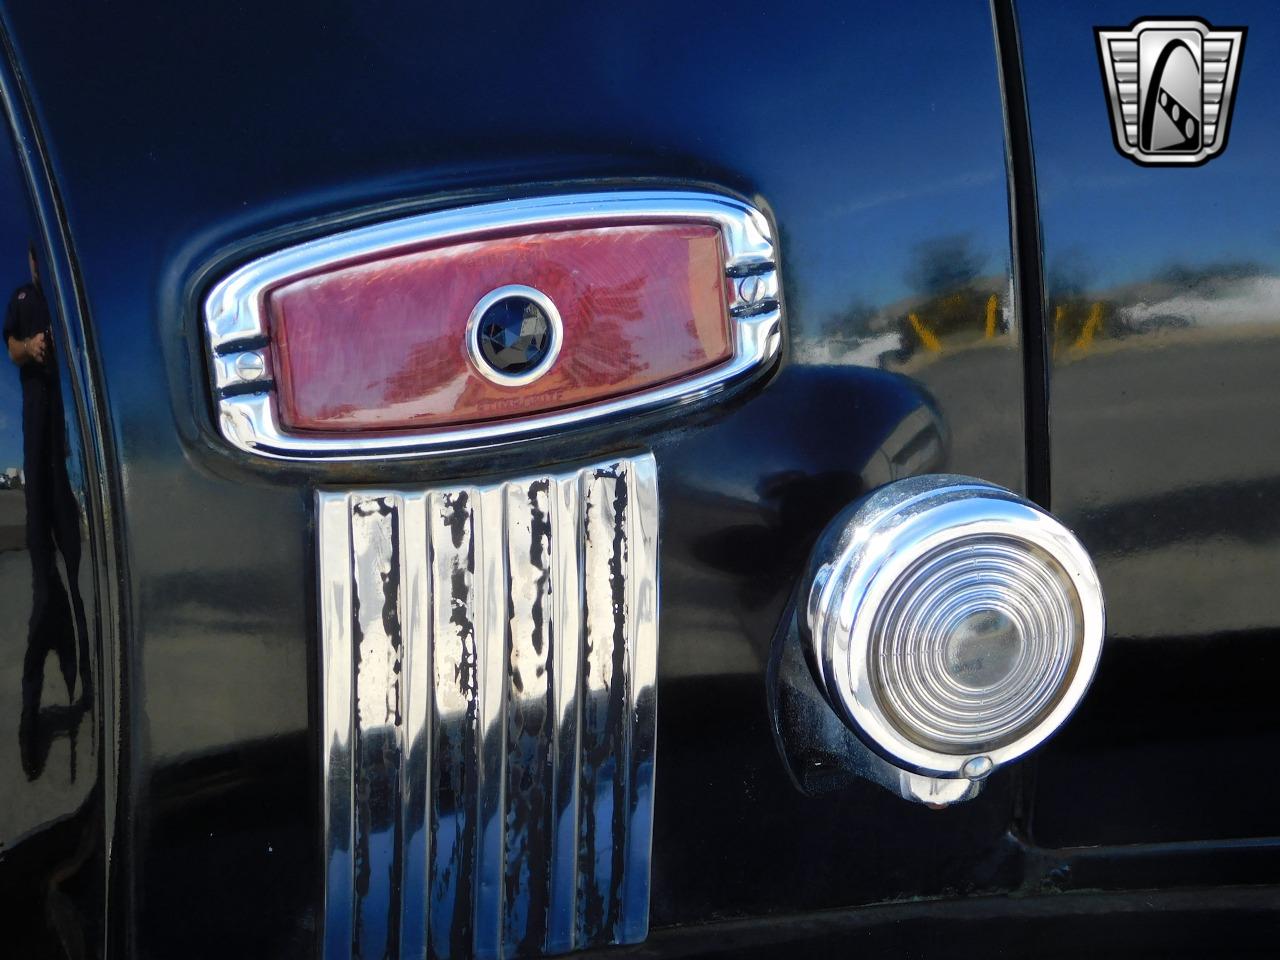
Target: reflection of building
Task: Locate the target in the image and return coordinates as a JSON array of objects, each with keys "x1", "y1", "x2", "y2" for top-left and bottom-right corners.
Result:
[
  {"x1": 796, "y1": 330, "x2": 902, "y2": 367},
  {"x1": 0, "y1": 466, "x2": 22, "y2": 490},
  {"x1": 798, "y1": 274, "x2": 1012, "y2": 370}
]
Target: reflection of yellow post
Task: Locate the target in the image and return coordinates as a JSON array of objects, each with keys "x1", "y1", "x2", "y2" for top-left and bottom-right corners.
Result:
[
  {"x1": 1074, "y1": 302, "x2": 1102, "y2": 351},
  {"x1": 1053, "y1": 304, "x2": 1065, "y2": 358},
  {"x1": 909, "y1": 312, "x2": 942, "y2": 352},
  {"x1": 985, "y1": 294, "x2": 998, "y2": 339}
]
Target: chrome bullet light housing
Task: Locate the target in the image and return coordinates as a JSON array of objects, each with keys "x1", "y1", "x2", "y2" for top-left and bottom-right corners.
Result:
[{"x1": 804, "y1": 475, "x2": 1104, "y2": 781}]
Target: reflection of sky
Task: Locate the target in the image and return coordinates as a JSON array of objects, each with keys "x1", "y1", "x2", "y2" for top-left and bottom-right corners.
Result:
[
  {"x1": 735, "y1": 5, "x2": 1012, "y2": 321},
  {"x1": 0, "y1": 127, "x2": 37, "y2": 470},
  {"x1": 1021, "y1": 1, "x2": 1280, "y2": 292}
]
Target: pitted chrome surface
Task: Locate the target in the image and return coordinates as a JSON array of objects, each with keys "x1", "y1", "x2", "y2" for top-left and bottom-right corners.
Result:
[{"x1": 317, "y1": 454, "x2": 659, "y2": 959}]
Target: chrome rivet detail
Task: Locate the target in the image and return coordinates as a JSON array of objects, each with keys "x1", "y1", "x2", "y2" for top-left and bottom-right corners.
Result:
[
  {"x1": 234, "y1": 351, "x2": 266, "y2": 382},
  {"x1": 739, "y1": 274, "x2": 767, "y2": 304},
  {"x1": 962, "y1": 756, "x2": 994, "y2": 780}
]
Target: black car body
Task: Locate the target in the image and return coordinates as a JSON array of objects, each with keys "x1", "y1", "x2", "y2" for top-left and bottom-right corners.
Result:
[{"x1": 1, "y1": 2, "x2": 1279, "y2": 957}]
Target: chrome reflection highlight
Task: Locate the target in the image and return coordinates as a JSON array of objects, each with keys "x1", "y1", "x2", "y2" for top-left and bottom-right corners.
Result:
[
  {"x1": 317, "y1": 454, "x2": 659, "y2": 959},
  {"x1": 805, "y1": 475, "x2": 1104, "y2": 780}
]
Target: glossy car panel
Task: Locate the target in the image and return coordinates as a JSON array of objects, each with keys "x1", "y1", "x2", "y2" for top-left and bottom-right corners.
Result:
[
  {"x1": 0, "y1": 116, "x2": 106, "y2": 957},
  {"x1": 1017, "y1": 0, "x2": 1280, "y2": 852},
  {"x1": 0, "y1": 1, "x2": 1028, "y2": 954},
  {"x1": 5, "y1": 0, "x2": 1276, "y2": 957}
]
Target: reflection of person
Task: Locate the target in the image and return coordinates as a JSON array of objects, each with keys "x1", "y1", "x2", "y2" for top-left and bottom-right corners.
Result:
[{"x1": 5, "y1": 242, "x2": 90, "y2": 777}]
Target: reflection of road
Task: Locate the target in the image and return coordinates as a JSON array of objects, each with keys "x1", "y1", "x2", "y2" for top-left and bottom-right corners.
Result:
[
  {"x1": 1057, "y1": 330, "x2": 1280, "y2": 496},
  {"x1": 867, "y1": 323, "x2": 1280, "y2": 640},
  {"x1": 0, "y1": 547, "x2": 93, "y2": 845},
  {"x1": 902, "y1": 339, "x2": 1025, "y2": 493},
  {"x1": 1055, "y1": 331, "x2": 1280, "y2": 639},
  {"x1": 0, "y1": 486, "x2": 25, "y2": 551}
]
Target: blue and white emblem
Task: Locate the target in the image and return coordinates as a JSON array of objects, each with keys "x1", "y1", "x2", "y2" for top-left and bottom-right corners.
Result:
[{"x1": 1096, "y1": 18, "x2": 1246, "y2": 166}]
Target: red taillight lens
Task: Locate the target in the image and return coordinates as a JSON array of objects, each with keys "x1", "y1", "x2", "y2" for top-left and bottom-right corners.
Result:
[{"x1": 268, "y1": 223, "x2": 733, "y2": 433}]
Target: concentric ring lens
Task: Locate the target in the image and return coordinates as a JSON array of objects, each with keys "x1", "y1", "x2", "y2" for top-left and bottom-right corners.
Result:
[
  {"x1": 804, "y1": 475, "x2": 1105, "y2": 777},
  {"x1": 868, "y1": 534, "x2": 1083, "y2": 753}
]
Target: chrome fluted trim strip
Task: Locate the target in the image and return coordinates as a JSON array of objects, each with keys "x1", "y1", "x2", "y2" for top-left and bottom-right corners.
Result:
[
  {"x1": 502, "y1": 477, "x2": 556, "y2": 955},
  {"x1": 621, "y1": 457, "x2": 659, "y2": 943},
  {"x1": 351, "y1": 495, "x2": 405, "y2": 959},
  {"x1": 318, "y1": 492, "x2": 356, "y2": 959},
  {"x1": 318, "y1": 454, "x2": 659, "y2": 960},
  {"x1": 399, "y1": 492, "x2": 432, "y2": 959},
  {"x1": 474, "y1": 483, "x2": 508, "y2": 960},
  {"x1": 427, "y1": 488, "x2": 479, "y2": 958},
  {"x1": 546, "y1": 475, "x2": 582, "y2": 955},
  {"x1": 579, "y1": 465, "x2": 628, "y2": 945}
]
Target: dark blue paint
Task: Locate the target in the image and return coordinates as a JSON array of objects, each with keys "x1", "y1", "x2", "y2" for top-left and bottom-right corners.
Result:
[{"x1": 0, "y1": 0, "x2": 1275, "y2": 955}]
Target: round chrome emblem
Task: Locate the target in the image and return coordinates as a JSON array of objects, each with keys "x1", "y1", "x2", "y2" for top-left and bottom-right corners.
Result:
[{"x1": 466, "y1": 285, "x2": 563, "y2": 386}]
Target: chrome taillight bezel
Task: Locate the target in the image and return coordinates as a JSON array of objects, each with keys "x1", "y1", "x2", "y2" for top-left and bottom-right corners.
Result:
[{"x1": 202, "y1": 190, "x2": 781, "y2": 461}]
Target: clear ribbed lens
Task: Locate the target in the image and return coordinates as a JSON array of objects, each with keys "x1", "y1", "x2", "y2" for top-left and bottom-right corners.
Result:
[{"x1": 868, "y1": 534, "x2": 1084, "y2": 753}]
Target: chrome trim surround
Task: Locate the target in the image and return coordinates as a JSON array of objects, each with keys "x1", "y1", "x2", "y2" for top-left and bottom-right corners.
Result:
[
  {"x1": 318, "y1": 453, "x2": 660, "y2": 959},
  {"x1": 804, "y1": 475, "x2": 1105, "y2": 780},
  {"x1": 204, "y1": 191, "x2": 782, "y2": 461},
  {"x1": 465, "y1": 284, "x2": 565, "y2": 387}
]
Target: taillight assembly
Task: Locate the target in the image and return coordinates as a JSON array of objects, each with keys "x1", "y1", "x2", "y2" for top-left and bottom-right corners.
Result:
[{"x1": 203, "y1": 191, "x2": 781, "y2": 460}]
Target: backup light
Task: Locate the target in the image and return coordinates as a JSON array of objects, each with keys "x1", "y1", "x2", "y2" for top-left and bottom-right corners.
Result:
[{"x1": 804, "y1": 475, "x2": 1104, "y2": 780}]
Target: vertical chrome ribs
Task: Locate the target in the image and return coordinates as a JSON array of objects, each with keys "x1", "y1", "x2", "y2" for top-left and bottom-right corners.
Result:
[{"x1": 317, "y1": 455, "x2": 660, "y2": 960}]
